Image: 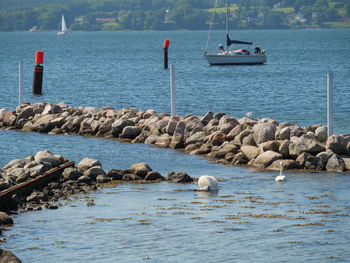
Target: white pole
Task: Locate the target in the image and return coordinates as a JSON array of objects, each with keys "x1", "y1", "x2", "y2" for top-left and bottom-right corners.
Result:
[
  {"x1": 327, "y1": 73, "x2": 333, "y2": 137},
  {"x1": 170, "y1": 64, "x2": 176, "y2": 116},
  {"x1": 19, "y1": 61, "x2": 23, "y2": 106}
]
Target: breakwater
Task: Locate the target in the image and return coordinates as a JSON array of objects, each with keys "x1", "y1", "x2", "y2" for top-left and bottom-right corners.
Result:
[{"x1": 1, "y1": 102, "x2": 350, "y2": 173}]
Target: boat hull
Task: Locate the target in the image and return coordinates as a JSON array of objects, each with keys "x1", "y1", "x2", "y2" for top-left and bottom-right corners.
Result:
[
  {"x1": 204, "y1": 53, "x2": 267, "y2": 65},
  {"x1": 57, "y1": 31, "x2": 67, "y2": 36}
]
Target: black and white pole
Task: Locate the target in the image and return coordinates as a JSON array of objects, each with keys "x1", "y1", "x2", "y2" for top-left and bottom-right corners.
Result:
[
  {"x1": 327, "y1": 73, "x2": 334, "y2": 137},
  {"x1": 19, "y1": 61, "x2": 23, "y2": 106},
  {"x1": 170, "y1": 64, "x2": 176, "y2": 116}
]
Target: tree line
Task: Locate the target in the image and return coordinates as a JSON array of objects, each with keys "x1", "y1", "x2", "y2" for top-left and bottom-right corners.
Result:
[{"x1": 0, "y1": 0, "x2": 349, "y2": 31}]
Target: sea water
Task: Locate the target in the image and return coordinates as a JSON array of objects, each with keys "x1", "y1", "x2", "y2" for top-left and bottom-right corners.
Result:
[{"x1": 1, "y1": 30, "x2": 350, "y2": 262}]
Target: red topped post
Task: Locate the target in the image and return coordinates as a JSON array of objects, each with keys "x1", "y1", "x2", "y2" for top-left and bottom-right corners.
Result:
[
  {"x1": 163, "y1": 39, "x2": 170, "y2": 69},
  {"x1": 33, "y1": 50, "x2": 44, "y2": 95}
]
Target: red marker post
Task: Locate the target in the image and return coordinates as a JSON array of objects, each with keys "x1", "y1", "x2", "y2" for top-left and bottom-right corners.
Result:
[
  {"x1": 163, "y1": 39, "x2": 170, "y2": 69},
  {"x1": 32, "y1": 50, "x2": 44, "y2": 95}
]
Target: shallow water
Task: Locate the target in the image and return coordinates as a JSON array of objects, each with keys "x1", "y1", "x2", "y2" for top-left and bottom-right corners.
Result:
[{"x1": 1, "y1": 131, "x2": 350, "y2": 262}]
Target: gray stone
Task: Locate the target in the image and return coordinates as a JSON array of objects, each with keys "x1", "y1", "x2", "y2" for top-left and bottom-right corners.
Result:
[
  {"x1": 252, "y1": 150, "x2": 283, "y2": 168},
  {"x1": 166, "y1": 171, "x2": 193, "y2": 183},
  {"x1": 111, "y1": 119, "x2": 134, "y2": 137},
  {"x1": 121, "y1": 126, "x2": 142, "y2": 139},
  {"x1": 326, "y1": 135, "x2": 346, "y2": 155},
  {"x1": 77, "y1": 158, "x2": 101, "y2": 173},
  {"x1": 289, "y1": 134, "x2": 325, "y2": 158},
  {"x1": 34, "y1": 150, "x2": 61, "y2": 167},
  {"x1": 155, "y1": 134, "x2": 172, "y2": 148},
  {"x1": 145, "y1": 171, "x2": 164, "y2": 181},
  {"x1": 130, "y1": 163, "x2": 152, "y2": 179},
  {"x1": 326, "y1": 154, "x2": 345, "y2": 172},
  {"x1": 252, "y1": 122, "x2": 276, "y2": 145},
  {"x1": 185, "y1": 131, "x2": 206, "y2": 145},
  {"x1": 201, "y1": 111, "x2": 213, "y2": 126},
  {"x1": 84, "y1": 166, "x2": 106, "y2": 180},
  {"x1": 240, "y1": 145, "x2": 261, "y2": 160},
  {"x1": 0, "y1": 212, "x2": 14, "y2": 225}
]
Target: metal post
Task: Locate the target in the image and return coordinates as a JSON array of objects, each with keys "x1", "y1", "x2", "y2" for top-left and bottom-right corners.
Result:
[
  {"x1": 19, "y1": 61, "x2": 23, "y2": 106},
  {"x1": 170, "y1": 64, "x2": 176, "y2": 116},
  {"x1": 327, "y1": 73, "x2": 333, "y2": 137}
]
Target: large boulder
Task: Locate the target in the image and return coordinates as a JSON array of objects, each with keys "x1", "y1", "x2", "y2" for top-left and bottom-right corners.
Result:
[
  {"x1": 166, "y1": 171, "x2": 193, "y2": 183},
  {"x1": 326, "y1": 135, "x2": 347, "y2": 155},
  {"x1": 34, "y1": 150, "x2": 61, "y2": 167},
  {"x1": 130, "y1": 163, "x2": 152, "y2": 179},
  {"x1": 252, "y1": 150, "x2": 282, "y2": 168},
  {"x1": 240, "y1": 145, "x2": 260, "y2": 161},
  {"x1": 0, "y1": 248, "x2": 22, "y2": 263},
  {"x1": 120, "y1": 126, "x2": 141, "y2": 139},
  {"x1": 252, "y1": 122, "x2": 276, "y2": 145},
  {"x1": 289, "y1": 134, "x2": 325, "y2": 158},
  {"x1": 155, "y1": 134, "x2": 172, "y2": 148},
  {"x1": 77, "y1": 158, "x2": 101, "y2": 173},
  {"x1": 315, "y1": 126, "x2": 328, "y2": 142},
  {"x1": 111, "y1": 119, "x2": 134, "y2": 137},
  {"x1": 185, "y1": 131, "x2": 206, "y2": 146},
  {"x1": 326, "y1": 154, "x2": 345, "y2": 172},
  {"x1": 145, "y1": 171, "x2": 165, "y2": 181},
  {"x1": 0, "y1": 212, "x2": 14, "y2": 225},
  {"x1": 201, "y1": 111, "x2": 213, "y2": 126}
]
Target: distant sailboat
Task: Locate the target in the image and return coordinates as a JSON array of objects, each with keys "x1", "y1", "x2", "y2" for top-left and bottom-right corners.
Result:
[{"x1": 57, "y1": 14, "x2": 68, "y2": 35}]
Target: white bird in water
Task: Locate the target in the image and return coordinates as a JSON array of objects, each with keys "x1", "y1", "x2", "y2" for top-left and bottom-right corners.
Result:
[
  {"x1": 198, "y1": 175, "x2": 218, "y2": 191},
  {"x1": 275, "y1": 162, "x2": 286, "y2": 182}
]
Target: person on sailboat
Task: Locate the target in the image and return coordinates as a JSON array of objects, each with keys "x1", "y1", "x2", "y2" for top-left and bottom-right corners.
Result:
[
  {"x1": 254, "y1": 46, "x2": 261, "y2": 54},
  {"x1": 218, "y1": 44, "x2": 225, "y2": 54}
]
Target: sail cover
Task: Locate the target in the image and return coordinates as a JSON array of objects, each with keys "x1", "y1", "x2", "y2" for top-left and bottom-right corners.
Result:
[{"x1": 227, "y1": 35, "x2": 252, "y2": 47}]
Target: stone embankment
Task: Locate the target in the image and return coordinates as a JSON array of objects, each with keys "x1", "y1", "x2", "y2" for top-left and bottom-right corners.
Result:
[{"x1": 1, "y1": 102, "x2": 350, "y2": 173}]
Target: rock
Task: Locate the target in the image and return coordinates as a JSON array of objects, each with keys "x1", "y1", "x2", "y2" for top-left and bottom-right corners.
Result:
[
  {"x1": 315, "y1": 126, "x2": 328, "y2": 142},
  {"x1": 233, "y1": 130, "x2": 252, "y2": 146},
  {"x1": 252, "y1": 150, "x2": 283, "y2": 168},
  {"x1": 185, "y1": 131, "x2": 206, "y2": 146},
  {"x1": 342, "y1": 158, "x2": 350, "y2": 171},
  {"x1": 84, "y1": 166, "x2": 106, "y2": 180},
  {"x1": 268, "y1": 159, "x2": 300, "y2": 170},
  {"x1": 211, "y1": 132, "x2": 227, "y2": 146},
  {"x1": 111, "y1": 119, "x2": 134, "y2": 137},
  {"x1": 0, "y1": 212, "x2": 14, "y2": 225},
  {"x1": 144, "y1": 171, "x2": 164, "y2": 181},
  {"x1": 279, "y1": 140, "x2": 291, "y2": 158},
  {"x1": 2, "y1": 158, "x2": 32, "y2": 170},
  {"x1": 296, "y1": 153, "x2": 324, "y2": 170},
  {"x1": 34, "y1": 150, "x2": 61, "y2": 167},
  {"x1": 31, "y1": 114, "x2": 57, "y2": 133},
  {"x1": 166, "y1": 119, "x2": 178, "y2": 135},
  {"x1": 227, "y1": 125, "x2": 242, "y2": 141},
  {"x1": 316, "y1": 150, "x2": 334, "y2": 167},
  {"x1": 42, "y1": 104, "x2": 63, "y2": 115},
  {"x1": 174, "y1": 120, "x2": 187, "y2": 136},
  {"x1": 326, "y1": 154, "x2": 345, "y2": 172},
  {"x1": 120, "y1": 126, "x2": 141, "y2": 140},
  {"x1": 166, "y1": 171, "x2": 193, "y2": 183},
  {"x1": 278, "y1": 127, "x2": 292, "y2": 140},
  {"x1": 62, "y1": 167, "x2": 82, "y2": 181},
  {"x1": 232, "y1": 152, "x2": 248, "y2": 165},
  {"x1": 170, "y1": 133, "x2": 184, "y2": 149},
  {"x1": 326, "y1": 135, "x2": 346, "y2": 155},
  {"x1": 296, "y1": 152, "x2": 313, "y2": 168},
  {"x1": 130, "y1": 163, "x2": 152, "y2": 179},
  {"x1": 0, "y1": 248, "x2": 22, "y2": 263},
  {"x1": 252, "y1": 122, "x2": 276, "y2": 145},
  {"x1": 122, "y1": 173, "x2": 141, "y2": 181},
  {"x1": 155, "y1": 134, "x2": 172, "y2": 148},
  {"x1": 77, "y1": 158, "x2": 101, "y2": 173},
  {"x1": 16, "y1": 106, "x2": 35, "y2": 122},
  {"x1": 2, "y1": 111, "x2": 16, "y2": 126},
  {"x1": 242, "y1": 133, "x2": 256, "y2": 146},
  {"x1": 240, "y1": 145, "x2": 261, "y2": 161},
  {"x1": 201, "y1": 111, "x2": 213, "y2": 126},
  {"x1": 107, "y1": 169, "x2": 130, "y2": 180},
  {"x1": 289, "y1": 134, "x2": 325, "y2": 158},
  {"x1": 259, "y1": 140, "x2": 280, "y2": 153},
  {"x1": 77, "y1": 175, "x2": 92, "y2": 184},
  {"x1": 96, "y1": 174, "x2": 111, "y2": 183},
  {"x1": 145, "y1": 135, "x2": 159, "y2": 144}
]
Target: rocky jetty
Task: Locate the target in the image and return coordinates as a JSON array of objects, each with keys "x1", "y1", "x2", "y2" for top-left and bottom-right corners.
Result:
[
  {"x1": 1, "y1": 102, "x2": 350, "y2": 172},
  {"x1": 0, "y1": 150, "x2": 191, "y2": 214}
]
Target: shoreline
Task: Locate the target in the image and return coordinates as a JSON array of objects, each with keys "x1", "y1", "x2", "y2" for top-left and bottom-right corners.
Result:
[{"x1": 1, "y1": 102, "x2": 350, "y2": 173}]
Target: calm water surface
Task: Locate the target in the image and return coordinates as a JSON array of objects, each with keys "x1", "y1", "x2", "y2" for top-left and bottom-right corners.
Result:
[{"x1": 1, "y1": 30, "x2": 350, "y2": 262}]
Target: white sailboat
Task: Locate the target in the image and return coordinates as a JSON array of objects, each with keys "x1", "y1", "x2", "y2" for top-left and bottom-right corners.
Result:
[
  {"x1": 204, "y1": 0, "x2": 267, "y2": 65},
  {"x1": 57, "y1": 14, "x2": 68, "y2": 35}
]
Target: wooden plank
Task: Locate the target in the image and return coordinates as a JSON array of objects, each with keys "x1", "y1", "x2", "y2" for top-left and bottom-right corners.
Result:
[{"x1": 0, "y1": 161, "x2": 75, "y2": 210}]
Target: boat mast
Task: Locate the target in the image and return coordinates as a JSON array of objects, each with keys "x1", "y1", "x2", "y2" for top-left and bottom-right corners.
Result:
[{"x1": 226, "y1": 0, "x2": 229, "y2": 37}]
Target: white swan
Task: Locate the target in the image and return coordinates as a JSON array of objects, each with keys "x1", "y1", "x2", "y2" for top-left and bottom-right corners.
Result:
[
  {"x1": 275, "y1": 162, "x2": 286, "y2": 182},
  {"x1": 198, "y1": 175, "x2": 218, "y2": 191}
]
